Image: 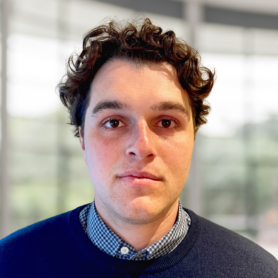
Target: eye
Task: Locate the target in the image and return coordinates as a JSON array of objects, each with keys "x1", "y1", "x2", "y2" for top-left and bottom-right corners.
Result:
[
  {"x1": 103, "y1": 118, "x2": 125, "y2": 129},
  {"x1": 157, "y1": 119, "x2": 177, "y2": 128}
]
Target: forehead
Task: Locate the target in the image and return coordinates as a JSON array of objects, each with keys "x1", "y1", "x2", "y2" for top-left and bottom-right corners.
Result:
[
  {"x1": 89, "y1": 59, "x2": 190, "y2": 111},
  {"x1": 92, "y1": 59, "x2": 179, "y2": 89}
]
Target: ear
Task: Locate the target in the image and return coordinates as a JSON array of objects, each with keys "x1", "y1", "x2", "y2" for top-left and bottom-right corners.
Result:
[
  {"x1": 78, "y1": 127, "x2": 85, "y2": 150},
  {"x1": 78, "y1": 127, "x2": 87, "y2": 164}
]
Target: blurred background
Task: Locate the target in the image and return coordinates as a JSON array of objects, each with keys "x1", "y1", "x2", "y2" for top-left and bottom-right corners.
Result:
[{"x1": 1, "y1": 0, "x2": 278, "y2": 258}]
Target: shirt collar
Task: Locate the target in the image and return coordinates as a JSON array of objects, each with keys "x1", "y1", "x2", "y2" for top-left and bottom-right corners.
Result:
[{"x1": 81, "y1": 200, "x2": 191, "y2": 260}]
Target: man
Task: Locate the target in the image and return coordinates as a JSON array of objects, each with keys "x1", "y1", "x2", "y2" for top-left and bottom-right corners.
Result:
[{"x1": 0, "y1": 18, "x2": 277, "y2": 277}]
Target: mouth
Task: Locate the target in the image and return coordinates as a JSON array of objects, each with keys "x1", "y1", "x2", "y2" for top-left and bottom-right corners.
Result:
[{"x1": 117, "y1": 171, "x2": 162, "y2": 182}]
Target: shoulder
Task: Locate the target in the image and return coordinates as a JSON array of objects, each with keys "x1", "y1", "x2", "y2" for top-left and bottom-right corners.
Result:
[
  {"x1": 0, "y1": 205, "x2": 87, "y2": 276},
  {"x1": 184, "y1": 209, "x2": 278, "y2": 277},
  {"x1": 1, "y1": 208, "x2": 73, "y2": 246}
]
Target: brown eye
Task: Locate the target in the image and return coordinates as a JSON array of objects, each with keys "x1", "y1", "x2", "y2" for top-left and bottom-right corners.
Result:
[
  {"x1": 157, "y1": 119, "x2": 177, "y2": 128},
  {"x1": 161, "y1": 120, "x2": 171, "y2": 128},
  {"x1": 103, "y1": 118, "x2": 125, "y2": 129},
  {"x1": 109, "y1": 119, "x2": 120, "y2": 128}
]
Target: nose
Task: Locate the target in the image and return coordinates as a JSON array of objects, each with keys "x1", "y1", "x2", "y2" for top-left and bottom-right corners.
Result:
[{"x1": 125, "y1": 120, "x2": 156, "y2": 160}]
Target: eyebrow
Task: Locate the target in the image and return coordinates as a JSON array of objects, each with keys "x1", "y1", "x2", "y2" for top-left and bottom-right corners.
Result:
[
  {"x1": 151, "y1": 101, "x2": 189, "y2": 117},
  {"x1": 92, "y1": 100, "x2": 189, "y2": 118},
  {"x1": 92, "y1": 100, "x2": 131, "y2": 115}
]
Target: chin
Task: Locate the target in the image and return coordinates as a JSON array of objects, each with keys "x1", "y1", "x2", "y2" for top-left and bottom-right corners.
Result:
[{"x1": 116, "y1": 197, "x2": 167, "y2": 225}]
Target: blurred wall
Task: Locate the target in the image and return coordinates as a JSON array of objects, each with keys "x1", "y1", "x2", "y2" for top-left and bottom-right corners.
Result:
[{"x1": 1, "y1": 0, "x2": 278, "y2": 257}]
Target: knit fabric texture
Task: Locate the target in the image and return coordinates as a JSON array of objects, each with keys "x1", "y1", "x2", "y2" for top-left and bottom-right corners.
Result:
[
  {"x1": 79, "y1": 200, "x2": 191, "y2": 260},
  {"x1": 1, "y1": 205, "x2": 278, "y2": 277}
]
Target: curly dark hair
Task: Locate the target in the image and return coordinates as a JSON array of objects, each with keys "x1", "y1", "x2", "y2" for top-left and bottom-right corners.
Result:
[{"x1": 58, "y1": 17, "x2": 214, "y2": 137}]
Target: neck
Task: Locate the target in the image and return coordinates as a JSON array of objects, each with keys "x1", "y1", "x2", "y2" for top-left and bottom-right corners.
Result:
[{"x1": 95, "y1": 199, "x2": 179, "y2": 252}]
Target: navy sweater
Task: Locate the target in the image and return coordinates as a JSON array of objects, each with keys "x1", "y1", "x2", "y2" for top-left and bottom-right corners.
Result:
[{"x1": 0, "y1": 205, "x2": 277, "y2": 277}]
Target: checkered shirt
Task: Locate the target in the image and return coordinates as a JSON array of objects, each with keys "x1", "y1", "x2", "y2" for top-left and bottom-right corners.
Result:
[{"x1": 79, "y1": 200, "x2": 191, "y2": 260}]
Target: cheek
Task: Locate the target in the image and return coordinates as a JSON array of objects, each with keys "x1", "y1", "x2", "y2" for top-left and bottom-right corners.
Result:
[
  {"x1": 161, "y1": 135, "x2": 194, "y2": 174},
  {"x1": 84, "y1": 133, "x2": 122, "y2": 170}
]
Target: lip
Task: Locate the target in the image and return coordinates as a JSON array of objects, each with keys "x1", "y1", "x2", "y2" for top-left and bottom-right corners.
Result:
[{"x1": 117, "y1": 171, "x2": 161, "y2": 181}]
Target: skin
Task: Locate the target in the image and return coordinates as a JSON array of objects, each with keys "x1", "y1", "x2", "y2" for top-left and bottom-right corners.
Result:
[{"x1": 79, "y1": 59, "x2": 195, "y2": 251}]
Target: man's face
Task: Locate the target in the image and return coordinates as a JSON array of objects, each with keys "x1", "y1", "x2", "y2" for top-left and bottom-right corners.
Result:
[{"x1": 80, "y1": 59, "x2": 194, "y2": 225}]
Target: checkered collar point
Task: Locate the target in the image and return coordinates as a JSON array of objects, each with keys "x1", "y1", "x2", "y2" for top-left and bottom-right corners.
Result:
[{"x1": 79, "y1": 200, "x2": 191, "y2": 260}]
